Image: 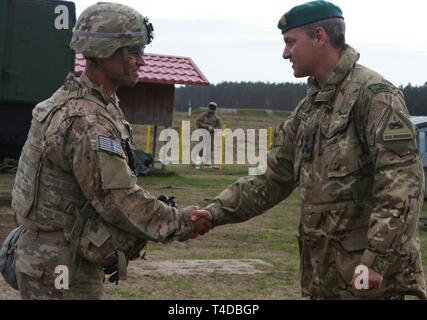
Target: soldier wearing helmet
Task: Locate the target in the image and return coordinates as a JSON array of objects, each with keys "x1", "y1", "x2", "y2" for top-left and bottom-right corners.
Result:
[
  {"x1": 196, "y1": 102, "x2": 222, "y2": 167},
  {"x1": 11, "y1": 2, "x2": 212, "y2": 299}
]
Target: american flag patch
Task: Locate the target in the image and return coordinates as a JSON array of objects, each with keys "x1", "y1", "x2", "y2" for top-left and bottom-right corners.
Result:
[{"x1": 98, "y1": 136, "x2": 124, "y2": 158}]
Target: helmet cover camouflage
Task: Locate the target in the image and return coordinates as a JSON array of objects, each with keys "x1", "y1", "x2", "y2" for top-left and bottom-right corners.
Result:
[{"x1": 70, "y1": 2, "x2": 154, "y2": 58}]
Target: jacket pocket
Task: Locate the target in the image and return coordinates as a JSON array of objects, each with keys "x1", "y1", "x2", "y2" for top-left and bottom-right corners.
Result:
[
  {"x1": 331, "y1": 229, "x2": 369, "y2": 287},
  {"x1": 98, "y1": 151, "x2": 133, "y2": 190},
  {"x1": 79, "y1": 217, "x2": 115, "y2": 266},
  {"x1": 321, "y1": 98, "x2": 357, "y2": 139},
  {"x1": 321, "y1": 99, "x2": 370, "y2": 178}
]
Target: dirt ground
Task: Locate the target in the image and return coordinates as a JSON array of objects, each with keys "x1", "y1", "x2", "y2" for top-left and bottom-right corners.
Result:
[
  {"x1": 0, "y1": 200, "x2": 302, "y2": 300},
  {"x1": 0, "y1": 256, "x2": 286, "y2": 300}
]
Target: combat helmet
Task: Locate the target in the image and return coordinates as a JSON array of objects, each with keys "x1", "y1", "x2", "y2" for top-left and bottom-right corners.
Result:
[{"x1": 70, "y1": 2, "x2": 154, "y2": 85}]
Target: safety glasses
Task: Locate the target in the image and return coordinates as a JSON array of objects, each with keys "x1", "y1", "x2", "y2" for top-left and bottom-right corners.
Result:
[{"x1": 125, "y1": 46, "x2": 145, "y2": 57}]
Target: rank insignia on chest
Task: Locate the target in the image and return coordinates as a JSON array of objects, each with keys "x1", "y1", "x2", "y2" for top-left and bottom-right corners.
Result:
[
  {"x1": 297, "y1": 110, "x2": 308, "y2": 122},
  {"x1": 383, "y1": 110, "x2": 412, "y2": 141},
  {"x1": 301, "y1": 127, "x2": 316, "y2": 160},
  {"x1": 98, "y1": 136, "x2": 125, "y2": 158}
]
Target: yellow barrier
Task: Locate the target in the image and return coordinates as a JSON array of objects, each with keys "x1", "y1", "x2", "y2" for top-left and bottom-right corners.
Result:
[
  {"x1": 268, "y1": 127, "x2": 273, "y2": 149},
  {"x1": 146, "y1": 125, "x2": 152, "y2": 153}
]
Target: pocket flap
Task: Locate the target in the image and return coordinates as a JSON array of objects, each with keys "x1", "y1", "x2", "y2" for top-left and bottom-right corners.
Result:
[
  {"x1": 86, "y1": 219, "x2": 111, "y2": 248},
  {"x1": 322, "y1": 99, "x2": 357, "y2": 139}
]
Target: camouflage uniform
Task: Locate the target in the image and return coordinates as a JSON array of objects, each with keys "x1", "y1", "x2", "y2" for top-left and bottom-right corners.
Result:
[
  {"x1": 205, "y1": 45, "x2": 426, "y2": 299},
  {"x1": 196, "y1": 111, "x2": 222, "y2": 161},
  {"x1": 13, "y1": 72, "x2": 194, "y2": 299},
  {"x1": 196, "y1": 111, "x2": 222, "y2": 131},
  {"x1": 11, "y1": 3, "x2": 193, "y2": 299}
]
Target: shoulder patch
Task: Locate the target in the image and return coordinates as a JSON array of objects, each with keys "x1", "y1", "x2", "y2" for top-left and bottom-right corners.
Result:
[
  {"x1": 98, "y1": 136, "x2": 125, "y2": 158},
  {"x1": 368, "y1": 83, "x2": 398, "y2": 95},
  {"x1": 383, "y1": 110, "x2": 413, "y2": 141}
]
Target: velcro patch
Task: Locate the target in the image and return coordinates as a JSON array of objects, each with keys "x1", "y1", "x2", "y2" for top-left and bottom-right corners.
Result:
[
  {"x1": 296, "y1": 109, "x2": 308, "y2": 122},
  {"x1": 368, "y1": 83, "x2": 398, "y2": 95},
  {"x1": 98, "y1": 136, "x2": 125, "y2": 158},
  {"x1": 383, "y1": 110, "x2": 412, "y2": 141}
]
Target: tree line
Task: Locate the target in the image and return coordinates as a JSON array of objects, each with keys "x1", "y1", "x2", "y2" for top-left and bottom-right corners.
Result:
[
  {"x1": 401, "y1": 83, "x2": 427, "y2": 116},
  {"x1": 174, "y1": 81, "x2": 427, "y2": 115}
]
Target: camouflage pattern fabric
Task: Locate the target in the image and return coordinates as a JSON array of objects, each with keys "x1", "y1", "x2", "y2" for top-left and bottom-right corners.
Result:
[
  {"x1": 205, "y1": 45, "x2": 426, "y2": 299},
  {"x1": 12, "y1": 73, "x2": 194, "y2": 299},
  {"x1": 70, "y1": 2, "x2": 153, "y2": 58},
  {"x1": 16, "y1": 230, "x2": 104, "y2": 300},
  {"x1": 196, "y1": 111, "x2": 222, "y2": 131}
]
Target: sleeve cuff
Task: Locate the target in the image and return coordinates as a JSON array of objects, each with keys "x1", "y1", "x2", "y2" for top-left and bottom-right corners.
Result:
[
  {"x1": 176, "y1": 208, "x2": 194, "y2": 242},
  {"x1": 204, "y1": 202, "x2": 227, "y2": 227}
]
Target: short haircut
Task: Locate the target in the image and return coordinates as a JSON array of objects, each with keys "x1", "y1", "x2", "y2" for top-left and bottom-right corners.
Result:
[{"x1": 303, "y1": 17, "x2": 346, "y2": 49}]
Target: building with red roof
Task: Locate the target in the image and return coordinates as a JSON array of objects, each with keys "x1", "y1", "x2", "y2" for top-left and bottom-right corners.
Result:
[{"x1": 75, "y1": 53, "x2": 209, "y2": 127}]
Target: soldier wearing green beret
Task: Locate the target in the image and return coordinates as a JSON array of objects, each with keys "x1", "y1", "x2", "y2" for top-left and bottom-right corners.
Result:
[{"x1": 204, "y1": 0, "x2": 426, "y2": 299}]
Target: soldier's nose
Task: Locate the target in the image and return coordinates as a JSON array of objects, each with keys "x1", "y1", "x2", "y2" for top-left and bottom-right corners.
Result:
[
  {"x1": 283, "y1": 45, "x2": 292, "y2": 60},
  {"x1": 136, "y1": 56, "x2": 145, "y2": 67}
]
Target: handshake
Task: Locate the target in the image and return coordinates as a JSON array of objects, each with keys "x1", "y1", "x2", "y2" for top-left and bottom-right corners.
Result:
[
  {"x1": 182, "y1": 205, "x2": 213, "y2": 239},
  {"x1": 157, "y1": 195, "x2": 213, "y2": 240}
]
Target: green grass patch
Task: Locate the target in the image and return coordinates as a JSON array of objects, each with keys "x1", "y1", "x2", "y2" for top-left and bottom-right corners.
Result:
[
  {"x1": 237, "y1": 108, "x2": 270, "y2": 117},
  {"x1": 138, "y1": 172, "x2": 237, "y2": 189},
  {"x1": 273, "y1": 110, "x2": 291, "y2": 118}
]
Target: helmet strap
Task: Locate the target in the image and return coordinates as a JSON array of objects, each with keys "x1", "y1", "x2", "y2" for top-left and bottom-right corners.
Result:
[{"x1": 122, "y1": 47, "x2": 130, "y2": 78}]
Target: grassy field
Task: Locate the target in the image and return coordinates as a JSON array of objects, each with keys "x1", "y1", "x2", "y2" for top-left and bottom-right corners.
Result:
[{"x1": 1, "y1": 109, "x2": 427, "y2": 300}]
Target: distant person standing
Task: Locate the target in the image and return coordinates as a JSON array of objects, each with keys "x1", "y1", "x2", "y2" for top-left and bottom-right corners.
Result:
[{"x1": 196, "y1": 102, "x2": 222, "y2": 167}]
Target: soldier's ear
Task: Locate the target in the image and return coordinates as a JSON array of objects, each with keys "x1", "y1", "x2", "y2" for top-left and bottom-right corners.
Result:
[{"x1": 313, "y1": 27, "x2": 328, "y2": 48}]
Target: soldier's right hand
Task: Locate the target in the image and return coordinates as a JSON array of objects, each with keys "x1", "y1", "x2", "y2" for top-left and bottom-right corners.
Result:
[
  {"x1": 190, "y1": 209, "x2": 213, "y2": 238},
  {"x1": 182, "y1": 205, "x2": 213, "y2": 238}
]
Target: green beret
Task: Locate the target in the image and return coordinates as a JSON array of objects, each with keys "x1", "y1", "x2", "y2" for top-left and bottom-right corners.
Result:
[{"x1": 278, "y1": 0, "x2": 343, "y2": 33}]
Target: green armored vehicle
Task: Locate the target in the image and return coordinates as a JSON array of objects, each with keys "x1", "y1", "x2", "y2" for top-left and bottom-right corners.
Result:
[{"x1": 0, "y1": 0, "x2": 76, "y2": 169}]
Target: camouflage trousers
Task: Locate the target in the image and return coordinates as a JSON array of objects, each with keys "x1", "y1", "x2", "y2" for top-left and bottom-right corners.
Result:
[
  {"x1": 15, "y1": 229, "x2": 104, "y2": 300},
  {"x1": 298, "y1": 230, "x2": 426, "y2": 300}
]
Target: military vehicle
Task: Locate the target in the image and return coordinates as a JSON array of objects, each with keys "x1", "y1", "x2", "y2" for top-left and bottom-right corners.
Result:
[{"x1": 0, "y1": 0, "x2": 76, "y2": 171}]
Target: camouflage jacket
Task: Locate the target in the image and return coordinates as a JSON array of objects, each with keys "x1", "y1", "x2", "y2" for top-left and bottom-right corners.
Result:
[
  {"x1": 205, "y1": 46, "x2": 426, "y2": 299},
  {"x1": 196, "y1": 111, "x2": 222, "y2": 130},
  {"x1": 12, "y1": 73, "x2": 193, "y2": 283}
]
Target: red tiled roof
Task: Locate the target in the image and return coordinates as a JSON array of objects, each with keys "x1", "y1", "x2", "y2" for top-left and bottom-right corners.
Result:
[{"x1": 75, "y1": 53, "x2": 209, "y2": 86}]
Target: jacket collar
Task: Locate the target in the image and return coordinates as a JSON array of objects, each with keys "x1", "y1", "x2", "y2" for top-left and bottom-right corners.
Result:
[
  {"x1": 307, "y1": 45, "x2": 360, "y2": 107},
  {"x1": 79, "y1": 73, "x2": 119, "y2": 106}
]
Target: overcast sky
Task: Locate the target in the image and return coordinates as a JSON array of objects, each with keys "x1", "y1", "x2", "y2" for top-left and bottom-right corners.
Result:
[{"x1": 73, "y1": 0, "x2": 427, "y2": 86}]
